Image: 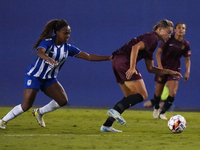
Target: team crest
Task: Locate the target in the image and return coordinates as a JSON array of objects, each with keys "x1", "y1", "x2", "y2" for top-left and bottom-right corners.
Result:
[
  {"x1": 27, "y1": 80, "x2": 32, "y2": 86},
  {"x1": 181, "y1": 46, "x2": 185, "y2": 50}
]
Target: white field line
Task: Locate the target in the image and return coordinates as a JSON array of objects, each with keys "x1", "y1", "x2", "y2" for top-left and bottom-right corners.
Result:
[{"x1": 4, "y1": 134, "x2": 133, "y2": 137}]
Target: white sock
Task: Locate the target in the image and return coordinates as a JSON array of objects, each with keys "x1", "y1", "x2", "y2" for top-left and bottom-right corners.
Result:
[
  {"x1": 39, "y1": 100, "x2": 60, "y2": 115},
  {"x1": 2, "y1": 104, "x2": 24, "y2": 122}
]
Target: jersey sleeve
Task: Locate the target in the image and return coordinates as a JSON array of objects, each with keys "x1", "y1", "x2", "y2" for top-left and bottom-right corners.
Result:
[
  {"x1": 142, "y1": 33, "x2": 158, "y2": 52},
  {"x1": 67, "y1": 44, "x2": 81, "y2": 57},
  {"x1": 183, "y1": 41, "x2": 191, "y2": 57},
  {"x1": 36, "y1": 38, "x2": 53, "y2": 50},
  {"x1": 158, "y1": 41, "x2": 167, "y2": 50},
  {"x1": 141, "y1": 33, "x2": 158, "y2": 60}
]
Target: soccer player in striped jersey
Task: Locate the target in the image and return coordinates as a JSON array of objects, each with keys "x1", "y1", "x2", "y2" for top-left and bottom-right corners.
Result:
[
  {"x1": 0, "y1": 19, "x2": 112, "y2": 129},
  {"x1": 100, "y1": 19, "x2": 183, "y2": 132},
  {"x1": 153, "y1": 22, "x2": 191, "y2": 120}
]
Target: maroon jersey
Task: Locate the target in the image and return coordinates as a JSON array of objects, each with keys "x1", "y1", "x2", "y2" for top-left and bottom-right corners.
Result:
[
  {"x1": 112, "y1": 32, "x2": 159, "y2": 83},
  {"x1": 159, "y1": 35, "x2": 191, "y2": 71},
  {"x1": 112, "y1": 32, "x2": 159, "y2": 63}
]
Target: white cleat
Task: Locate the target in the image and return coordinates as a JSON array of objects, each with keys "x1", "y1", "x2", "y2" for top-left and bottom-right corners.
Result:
[
  {"x1": 153, "y1": 109, "x2": 160, "y2": 119},
  {"x1": 32, "y1": 109, "x2": 46, "y2": 127},
  {"x1": 107, "y1": 109, "x2": 126, "y2": 125},
  {"x1": 159, "y1": 114, "x2": 168, "y2": 120},
  {"x1": 100, "y1": 125, "x2": 122, "y2": 132},
  {"x1": 0, "y1": 119, "x2": 7, "y2": 129}
]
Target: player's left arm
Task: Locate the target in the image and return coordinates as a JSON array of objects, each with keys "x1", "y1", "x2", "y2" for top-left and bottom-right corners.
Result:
[
  {"x1": 184, "y1": 56, "x2": 191, "y2": 82},
  {"x1": 75, "y1": 51, "x2": 112, "y2": 61},
  {"x1": 145, "y1": 59, "x2": 182, "y2": 78}
]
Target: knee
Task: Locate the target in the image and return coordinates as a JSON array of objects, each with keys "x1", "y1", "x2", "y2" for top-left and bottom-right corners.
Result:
[
  {"x1": 169, "y1": 91, "x2": 176, "y2": 97},
  {"x1": 141, "y1": 93, "x2": 148, "y2": 100},
  {"x1": 58, "y1": 99, "x2": 68, "y2": 107},
  {"x1": 62, "y1": 100, "x2": 68, "y2": 106},
  {"x1": 21, "y1": 103, "x2": 32, "y2": 112},
  {"x1": 169, "y1": 94, "x2": 176, "y2": 97},
  {"x1": 169, "y1": 88, "x2": 178, "y2": 97}
]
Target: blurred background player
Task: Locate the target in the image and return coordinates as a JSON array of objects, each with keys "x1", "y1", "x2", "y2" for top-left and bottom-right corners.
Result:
[
  {"x1": 0, "y1": 19, "x2": 112, "y2": 129},
  {"x1": 143, "y1": 84, "x2": 175, "y2": 111},
  {"x1": 100, "y1": 19, "x2": 183, "y2": 132},
  {"x1": 153, "y1": 22, "x2": 191, "y2": 120}
]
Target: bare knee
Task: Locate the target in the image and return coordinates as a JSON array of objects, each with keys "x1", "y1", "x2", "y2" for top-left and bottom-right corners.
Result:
[
  {"x1": 169, "y1": 93, "x2": 176, "y2": 97},
  {"x1": 57, "y1": 99, "x2": 68, "y2": 107},
  {"x1": 169, "y1": 89, "x2": 177, "y2": 97},
  {"x1": 141, "y1": 93, "x2": 148, "y2": 100},
  {"x1": 60, "y1": 100, "x2": 68, "y2": 106},
  {"x1": 21, "y1": 103, "x2": 32, "y2": 112}
]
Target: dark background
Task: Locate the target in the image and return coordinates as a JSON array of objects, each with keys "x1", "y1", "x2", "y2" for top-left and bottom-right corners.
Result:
[{"x1": 0, "y1": 0, "x2": 199, "y2": 108}]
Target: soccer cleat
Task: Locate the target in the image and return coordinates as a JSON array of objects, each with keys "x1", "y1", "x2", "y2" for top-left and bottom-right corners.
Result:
[
  {"x1": 159, "y1": 114, "x2": 168, "y2": 120},
  {"x1": 32, "y1": 109, "x2": 46, "y2": 127},
  {"x1": 0, "y1": 119, "x2": 7, "y2": 129},
  {"x1": 153, "y1": 109, "x2": 160, "y2": 119},
  {"x1": 107, "y1": 109, "x2": 126, "y2": 125},
  {"x1": 100, "y1": 125, "x2": 122, "y2": 132}
]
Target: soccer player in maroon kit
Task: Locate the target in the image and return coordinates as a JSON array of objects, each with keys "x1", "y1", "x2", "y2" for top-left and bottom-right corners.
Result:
[
  {"x1": 153, "y1": 22, "x2": 191, "y2": 120},
  {"x1": 100, "y1": 19, "x2": 183, "y2": 132}
]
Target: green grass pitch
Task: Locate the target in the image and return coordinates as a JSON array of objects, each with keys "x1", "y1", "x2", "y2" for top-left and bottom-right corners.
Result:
[{"x1": 0, "y1": 107, "x2": 200, "y2": 150}]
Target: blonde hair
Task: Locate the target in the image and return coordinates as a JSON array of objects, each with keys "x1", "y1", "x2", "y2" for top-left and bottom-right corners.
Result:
[{"x1": 153, "y1": 19, "x2": 174, "y2": 31}]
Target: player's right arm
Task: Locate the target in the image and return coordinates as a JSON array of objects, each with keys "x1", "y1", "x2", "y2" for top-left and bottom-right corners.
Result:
[
  {"x1": 37, "y1": 47, "x2": 58, "y2": 66},
  {"x1": 126, "y1": 41, "x2": 145, "y2": 79}
]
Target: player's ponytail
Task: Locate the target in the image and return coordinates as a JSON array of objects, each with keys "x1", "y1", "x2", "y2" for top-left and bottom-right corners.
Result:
[
  {"x1": 33, "y1": 19, "x2": 68, "y2": 49},
  {"x1": 153, "y1": 19, "x2": 174, "y2": 31}
]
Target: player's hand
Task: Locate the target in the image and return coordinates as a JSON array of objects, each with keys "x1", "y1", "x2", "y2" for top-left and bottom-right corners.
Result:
[
  {"x1": 184, "y1": 72, "x2": 190, "y2": 82},
  {"x1": 169, "y1": 70, "x2": 183, "y2": 78},
  {"x1": 126, "y1": 68, "x2": 137, "y2": 79},
  {"x1": 109, "y1": 55, "x2": 113, "y2": 61},
  {"x1": 47, "y1": 57, "x2": 58, "y2": 66}
]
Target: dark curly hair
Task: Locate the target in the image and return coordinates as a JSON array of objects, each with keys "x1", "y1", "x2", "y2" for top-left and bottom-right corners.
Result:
[{"x1": 33, "y1": 19, "x2": 69, "y2": 49}]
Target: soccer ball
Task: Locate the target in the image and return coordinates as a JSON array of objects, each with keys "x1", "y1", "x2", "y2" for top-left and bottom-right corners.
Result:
[{"x1": 168, "y1": 115, "x2": 187, "y2": 133}]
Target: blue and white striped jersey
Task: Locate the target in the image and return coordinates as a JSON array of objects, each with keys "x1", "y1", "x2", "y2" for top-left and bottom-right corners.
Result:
[{"x1": 26, "y1": 36, "x2": 81, "y2": 79}]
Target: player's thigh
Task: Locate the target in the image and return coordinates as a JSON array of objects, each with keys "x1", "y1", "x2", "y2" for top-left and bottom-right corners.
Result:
[
  {"x1": 155, "y1": 83, "x2": 165, "y2": 97},
  {"x1": 121, "y1": 79, "x2": 148, "y2": 100},
  {"x1": 44, "y1": 82, "x2": 68, "y2": 106},
  {"x1": 167, "y1": 80, "x2": 179, "y2": 97}
]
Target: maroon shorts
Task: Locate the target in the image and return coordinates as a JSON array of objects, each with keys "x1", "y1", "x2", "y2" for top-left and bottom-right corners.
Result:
[
  {"x1": 112, "y1": 54, "x2": 142, "y2": 83},
  {"x1": 154, "y1": 74, "x2": 179, "y2": 84}
]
